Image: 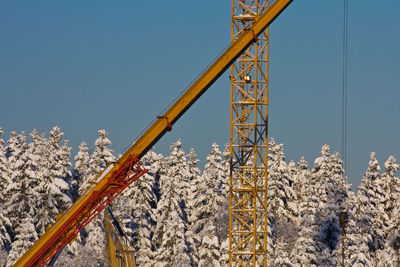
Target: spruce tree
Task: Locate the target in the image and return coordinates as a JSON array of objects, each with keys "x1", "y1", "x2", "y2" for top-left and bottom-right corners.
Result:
[
  {"x1": 26, "y1": 129, "x2": 51, "y2": 236},
  {"x1": 268, "y1": 139, "x2": 297, "y2": 221},
  {"x1": 0, "y1": 128, "x2": 10, "y2": 203},
  {"x1": 6, "y1": 132, "x2": 38, "y2": 265},
  {"x1": 0, "y1": 248, "x2": 7, "y2": 266},
  {"x1": 383, "y1": 156, "x2": 399, "y2": 222},
  {"x1": 267, "y1": 139, "x2": 297, "y2": 264},
  {"x1": 186, "y1": 148, "x2": 203, "y2": 264},
  {"x1": 83, "y1": 129, "x2": 115, "y2": 261},
  {"x1": 73, "y1": 142, "x2": 90, "y2": 199},
  {"x1": 220, "y1": 238, "x2": 229, "y2": 266},
  {"x1": 357, "y1": 152, "x2": 380, "y2": 252},
  {"x1": 381, "y1": 156, "x2": 400, "y2": 265},
  {"x1": 117, "y1": 150, "x2": 160, "y2": 266},
  {"x1": 385, "y1": 200, "x2": 400, "y2": 266},
  {"x1": 153, "y1": 139, "x2": 190, "y2": 266},
  {"x1": 88, "y1": 129, "x2": 115, "y2": 176},
  {"x1": 218, "y1": 143, "x2": 230, "y2": 242},
  {"x1": 374, "y1": 155, "x2": 400, "y2": 261},
  {"x1": 311, "y1": 144, "x2": 332, "y2": 211},
  {"x1": 294, "y1": 157, "x2": 310, "y2": 220},
  {"x1": 33, "y1": 128, "x2": 72, "y2": 237},
  {"x1": 64, "y1": 142, "x2": 91, "y2": 257},
  {"x1": 47, "y1": 127, "x2": 72, "y2": 213},
  {"x1": 6, "y1": 216, "x2": 38, "y2": 266},
  {"x1": 198, "y1": 224, "x2": 221, "y2": 267},
  {"x1": 364, "y1": 153, "x2": 388, "y2": 255},
  {"x1": 347, "y1": 200, "x2": 374, "y2": 266},
  {"x1": 292, "y1": 157, "x2": 320, "y2": 266},
  {"x1": 310, "y1": 144, "x2": 351, "y2": 264},
  {"x1": 193, "y1": 143, "x2": 226, "y2": 264},
  {"x1": 204, "y1": 144, "x2": 227, "y2": 231},
  {"x1": 0, "y1": 207, "x2": 10, "y2": 252},
  {"x1": 0, "y1": 128, "x2": 11, "y2": 251}
]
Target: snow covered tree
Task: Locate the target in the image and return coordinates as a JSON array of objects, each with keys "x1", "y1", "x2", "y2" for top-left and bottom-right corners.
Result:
[
  {"x1": 87, "y1": 129, "x2": 115, "y2": 176},
  {"x1": 5, "y1": 131, "x2": 27, "y2": 201},
  {"x1": 346, "y1": 152, "x2": 382, "y2": 266},
  {"x1": 198, "y1": 224, "x2": 221, "y2": 267},
  {"x1": 33, "y1": 128, "x2": 72, "y2": 236},
  {"x1": 186, "y1": 148, "x2": 201, "y2": 219},
  {"x1": 6, "y1": 216, "x2": 38, "y2": 266},
  {"x1": 0, "y1": 208, "x2": 10, "y2": 253},
  {"x1": 115, "y1": 149, "x2": 161, "y2": 266},
  {"x1": 203, "y1": 143, "x2": 227, "y2": 236},
  {"x1": 73, "y1": 142, "x2": 90, "y2": 199},
  {"x1": 153, "y1": 139, "x2": 191, "y2": 266},
  {"x1": 217, "y1": 143, "x2": 230, "y2": 241},
  {"x1": 287, "y1": 160, "x2": 299, "y2": 204},
  {"x1": 0, "y1": 248, "x2": 7, "y2": 267},
  {"x1": 64, "y1": 142, "x2": 91, "y2": 257},
  {"x1": 189, "y1": 143, "x2": 226, "y2": 265},
  {"x1": 186, "y1": 148, "x2": 203, "y2": 264},
  {"x1": 319, "y1": 188, "x2": 342, "y2": 266},
  {"x1": 6, "y1": 132, "x2": 29, "y2": 209},
  {"x1": 310, "y1": 144, "x2": 352, "y2": 265},
  {"x1": 384, "y1": 201, "x2": 400, "y2": 266},
  {"x1": 292, "y1": 221, "x2": 320, "y2": 266},
  {"x1": 0, "y1": 128, "x2": 10, "y2": 203},
  {"x1": 291, "y1": 157, "x2": 320, "y2": 266},
  {"x1": 311, "y1": 144, "x2": 332, "y2": 210},
  {"x1": 267, "y1": 138, "x2": 297, "y2": 264},
  {"x1": 82, "y1": 129, "x2": 115, "y2": 261},
  {"x1": 221, "y1": 143, "x2": 230, "y2": 198},
  {"x1": 329, "y1": 152, "x2": 353, "y2": 266},
  {"x1": 380, "y1": 156, "x2": 400, "y2": 266},
  {"x1": 0, "y1": 128, "x2": 11, "y2": 252},
  {"x1": 330, "y1": 152, "x2": 351, "y2": 211},
  {"x1": 25, "y1": 129, "x2": 50, "y2": 236},
  {"x1": 33, "y1": 127, "x2": 72, "y2": 225},
  {"x1": 54, "y1": 244, "x2": 107, "y2": 267},
  {"x1": 220, "y1": 238, "x2": 229, "y2": 266},
  {"x1": 49, "y1": 127, "x2": 72, "y2": 208},
  {"x1": 383, "y1": 156, "x2": 400, "y2": 222},
  {"x1": 6, "y1": 131, "x2": 39, "y2": 265},
  {"x1": 294, "y1": 157, "x2": 310, "y2": 218},
  {"x1": 268, "y1": 139, "x2": 297, "y2": 221},
  {"x1": 369, "y1": 154, "x2": 400, "y2": 264},
  {"x1": 153, "y1": 182, "x2": 190, "y2": 266},
  {"x1": 347, "y1": 200, "x2": 374, "y2": 266},
  {"x1": 361, "y1": 153, "x2": 388, "y2": 256}
]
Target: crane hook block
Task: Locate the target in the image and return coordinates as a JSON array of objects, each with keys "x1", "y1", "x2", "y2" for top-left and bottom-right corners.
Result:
[{"x1": 157, "y1": 116, "x2": 173, "y2": 131}]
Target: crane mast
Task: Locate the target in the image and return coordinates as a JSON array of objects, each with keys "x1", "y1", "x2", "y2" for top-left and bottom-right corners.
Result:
[
  {"x1": 229, "y1": 1, "x2": 270, "y2": 266},
  {"x1": 14, "y1": 1, "x2": 293, "y2": 265}
]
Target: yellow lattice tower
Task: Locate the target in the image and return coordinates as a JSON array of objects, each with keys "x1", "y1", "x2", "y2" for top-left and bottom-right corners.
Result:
[{"x1": 229, "y1": 0, "x2": 270, "y2": 266}]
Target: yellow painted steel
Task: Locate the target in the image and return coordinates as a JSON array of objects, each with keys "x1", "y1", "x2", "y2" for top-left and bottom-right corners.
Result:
[
  {"x1": 105, "y1": 216, "x2": 119, "y2": 267},
  {"x1": 15, "y1": 0, "x2": 293, "y2": 265},
  {"x1": 104, "y1": 212, "x2": 135, "y2": 267},
  {"x1": 229, "y1": 1, "x2": 272, "y2": 266}
]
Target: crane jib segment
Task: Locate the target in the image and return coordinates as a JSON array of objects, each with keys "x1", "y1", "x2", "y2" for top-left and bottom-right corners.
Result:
[{"x1": 15, "y1": 0, "x2": 293, "y2": 265}]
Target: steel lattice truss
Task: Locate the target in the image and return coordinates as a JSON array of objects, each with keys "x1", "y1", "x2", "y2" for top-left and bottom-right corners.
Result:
[{"x1": 229, "y1": 1, "x2": 270, "y2": 266}]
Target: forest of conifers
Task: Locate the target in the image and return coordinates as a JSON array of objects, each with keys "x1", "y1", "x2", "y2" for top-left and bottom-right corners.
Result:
[{"x1": 0, "y1": 127, "x2": 399, "y2": 266}]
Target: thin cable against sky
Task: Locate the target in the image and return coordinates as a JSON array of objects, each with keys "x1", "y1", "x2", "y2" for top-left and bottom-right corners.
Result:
[{"x1": 342, "y1": 0, "x2": 348, "y2": 172}]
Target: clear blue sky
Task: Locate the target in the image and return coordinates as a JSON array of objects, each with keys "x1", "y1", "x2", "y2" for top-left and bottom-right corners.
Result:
[{"x1": 1, "y1": 1, "x2": 399, "y2": 189}]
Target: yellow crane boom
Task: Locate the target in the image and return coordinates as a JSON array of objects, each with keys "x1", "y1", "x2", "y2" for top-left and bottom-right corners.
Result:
[
  {"x1": 104, "y1": 207, "x2": 135, "y2": 267},
  {"x1": 15, "y1": 0, "x2": 293, "y2": 265}
]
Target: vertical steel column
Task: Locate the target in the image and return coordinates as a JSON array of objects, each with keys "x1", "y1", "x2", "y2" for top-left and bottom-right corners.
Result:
[{"x1": 229, "y1": 0, "x2": 270, "y2": 266}]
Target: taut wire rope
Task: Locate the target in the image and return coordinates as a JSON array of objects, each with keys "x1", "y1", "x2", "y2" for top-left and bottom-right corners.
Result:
[{"x1": 342, "y1": 0, "x2": 348, "y2": 172}]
